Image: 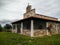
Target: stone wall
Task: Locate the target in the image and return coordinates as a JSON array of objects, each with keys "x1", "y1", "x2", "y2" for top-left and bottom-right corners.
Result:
[
  {"x1": 34, "y1": 29, "x2": 47, "y2": 37},
  {"x1": 47, "y1": 22, "x2": 56, "y2": 34},
  {"x1": 22, "y1": 29, "x2": 31, "y2": 36},
  {"x1": 57, "y1": 24, "x2": 60, "y2": 34},
  {"x1": 24, "y1": 8, "x2": 35, "y2": 19},
  {"x1": 12, "y1": 29, "x2": 17, "y2": 33},
  {"x1": 22, "y1": 29, "x2": 47, "y2": 37},
  {"x1": 46, "y1": 22, "x2": 60, "y2": 34}
]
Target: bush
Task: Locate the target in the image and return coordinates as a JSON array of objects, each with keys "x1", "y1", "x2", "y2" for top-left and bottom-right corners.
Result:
[
  {"x1": 0, "y1": 24, "x2": 3, "y2": 32},
  {"x1": 4, "y1": 24, "x2": 12, "y2": 32}
]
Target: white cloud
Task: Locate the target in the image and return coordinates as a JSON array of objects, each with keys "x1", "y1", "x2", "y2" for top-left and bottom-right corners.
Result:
[
  {"x1": 0, "y1": 0, "x2": 26, "y2": 20},
  {"x1": 0, "y1": 0, "x2": 60, "y2": 22},
  {"x1": 30, "y1": 0, "x2": 60, "y2": 19}
]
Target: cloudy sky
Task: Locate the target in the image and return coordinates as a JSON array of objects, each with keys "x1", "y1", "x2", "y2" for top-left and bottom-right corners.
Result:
[{"x1": 0, "y1": 0, "x2": 60, "y2": 24}]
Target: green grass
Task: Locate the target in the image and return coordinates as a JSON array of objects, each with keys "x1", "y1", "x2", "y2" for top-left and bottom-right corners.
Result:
[{"x1": 0, "y1": 32, "x2": 60, "y2": 45}]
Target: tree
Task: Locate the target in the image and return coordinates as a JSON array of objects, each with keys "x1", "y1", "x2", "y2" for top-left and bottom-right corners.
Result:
[
  {"x1": 0, "y1": 24, "x2": 3, "y2": 32},
  {"x1": 4, "y1": 24, "x2": 12, "y2": 32}
]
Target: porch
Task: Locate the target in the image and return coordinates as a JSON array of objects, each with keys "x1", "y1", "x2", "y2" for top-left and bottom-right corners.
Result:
[{"x1": 12, "y1": 17, "x2": 60, "y2": 37}]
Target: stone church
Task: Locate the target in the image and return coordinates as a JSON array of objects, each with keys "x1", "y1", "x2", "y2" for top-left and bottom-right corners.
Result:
[{"x1": 12, "y1": 4, "x2": 60, "y2": 37}]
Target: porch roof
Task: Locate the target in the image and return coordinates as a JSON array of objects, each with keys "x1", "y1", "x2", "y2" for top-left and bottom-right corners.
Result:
[{"x1": 12, "y1": 16, "x2": 60, "y2": 24}]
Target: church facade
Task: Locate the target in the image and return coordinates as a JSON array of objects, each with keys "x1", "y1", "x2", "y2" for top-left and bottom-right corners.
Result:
[{"x1": 12, "y1": 4, "x2": 60, "y2": 37}]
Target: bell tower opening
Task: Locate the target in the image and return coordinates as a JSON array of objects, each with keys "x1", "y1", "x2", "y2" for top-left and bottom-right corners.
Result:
[{"x1": 26, "y1": 3, "x2": 32, "y2": 13}]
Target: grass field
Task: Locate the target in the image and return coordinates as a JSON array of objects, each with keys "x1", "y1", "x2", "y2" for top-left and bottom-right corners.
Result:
[{"x1": 0, "y1": 32, "x2": 60, "y2": 45}]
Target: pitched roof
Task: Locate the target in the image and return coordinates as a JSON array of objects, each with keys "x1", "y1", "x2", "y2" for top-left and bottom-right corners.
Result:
[{"x1": 35, "y1": 14, "x2": 58, "y2": 21}]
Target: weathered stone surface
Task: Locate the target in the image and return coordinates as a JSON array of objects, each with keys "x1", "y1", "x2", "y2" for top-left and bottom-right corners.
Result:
[
  {"x1": 12, "y1": 29, "x2": 17, "y2": 33},
  {"x1": 22, "y1": 30, "x2": 31, "y2": 36}
]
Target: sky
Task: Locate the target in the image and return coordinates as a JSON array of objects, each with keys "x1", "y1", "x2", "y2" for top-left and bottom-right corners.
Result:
[{"x1": 0, "y1": 0, "x2": 60, "y2": 25}]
